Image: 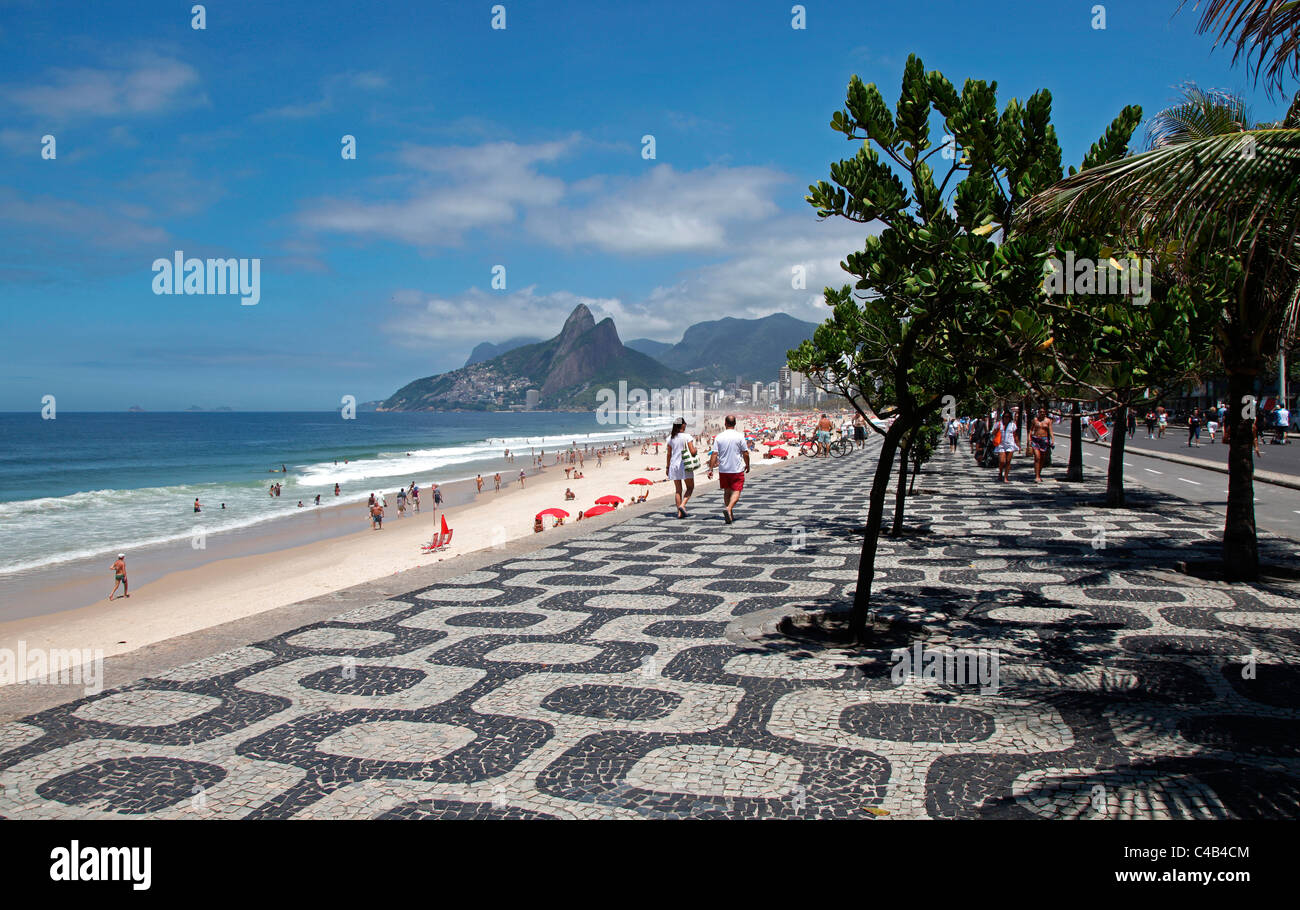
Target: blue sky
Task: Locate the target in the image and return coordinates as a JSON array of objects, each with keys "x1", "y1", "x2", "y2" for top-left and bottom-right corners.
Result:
[{"x1": 0, "y1": 0, "x2": 1287, "y2": 410}]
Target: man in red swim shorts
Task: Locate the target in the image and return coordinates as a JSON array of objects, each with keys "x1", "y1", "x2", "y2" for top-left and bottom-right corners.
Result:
[{"x1": 706, "y1": 414, "x2": 751, "y2": 524}]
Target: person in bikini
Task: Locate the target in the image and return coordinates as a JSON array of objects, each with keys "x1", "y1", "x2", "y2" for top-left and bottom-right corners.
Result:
[
  {"x1": 109, "y1": 553, "x2": 129, "y2": 600},
  {"x1": 1029, "y1": 407, "x2": 1054, "y2": 483}
]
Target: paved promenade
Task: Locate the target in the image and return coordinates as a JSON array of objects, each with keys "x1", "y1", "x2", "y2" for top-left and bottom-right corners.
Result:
[{"x1": 2, "y1": 447, "x2": 1298, "y2": 819}]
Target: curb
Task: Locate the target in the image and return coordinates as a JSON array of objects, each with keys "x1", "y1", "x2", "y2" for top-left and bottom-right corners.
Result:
[{"x1": 1081, "y1": 437, "x2": 1300, "y2": 492}]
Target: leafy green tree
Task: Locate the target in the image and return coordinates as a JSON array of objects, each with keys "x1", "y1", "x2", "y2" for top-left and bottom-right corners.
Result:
[
  {"x1": 1022, "y1": 70, "x2": 1300, "y2": 577},
  {"x1": 1026, "y1": 233, "x2": 1216, "y2": 507},
  {"x1": 791, "y1": 56, "x2": 1140, "y2": 640}
]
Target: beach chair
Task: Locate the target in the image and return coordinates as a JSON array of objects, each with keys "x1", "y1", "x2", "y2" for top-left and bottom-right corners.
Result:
[{"x1": 421, "y1": 515, "x2": 453, "y2": 552}]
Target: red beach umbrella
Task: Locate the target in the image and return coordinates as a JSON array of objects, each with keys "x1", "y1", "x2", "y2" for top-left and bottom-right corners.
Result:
[
  {"x1": 584, "y1": 504, "x2": 615, "y2": 517},
  {"x1": 770, "y1": 448, "x2": 789, "y2": 457},
  {"x1": 761, "y1": 440, "x2": 781, "y2": 447},
  {"x1": 629, "y1": 478, "x2": 652, "y2": 485},
  {"x1": 595, "y1": 495, "x2": 624, "y2": 505},
  {"x1": 536, "y1": 508, "x2": 569, "y2": 519}
]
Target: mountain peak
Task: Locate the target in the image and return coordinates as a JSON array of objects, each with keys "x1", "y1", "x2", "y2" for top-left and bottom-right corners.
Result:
[{"x1": 558, "y1": 303, "x2": 596, "y2": 341}]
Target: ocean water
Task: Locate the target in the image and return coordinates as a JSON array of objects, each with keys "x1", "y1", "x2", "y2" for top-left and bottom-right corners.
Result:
[{"x1": 0, "y1": 411, "x2": 667, "y2": 576}]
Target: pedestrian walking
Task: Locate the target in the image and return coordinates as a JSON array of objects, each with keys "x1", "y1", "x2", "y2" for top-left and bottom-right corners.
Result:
[
  {"x1": 707, "y1": 415, "x2": 750, "y2": 523},
  {"x1": 108, "y1": 553, "x2": 129, "y2": 600},
  {"x1": 1029, "y1": 407, "x2": 1054, "y2": 483},
  {"x1": 995, "y1": 409, "x2": 1019, "y2": 482},
  {"x1": 666, "y1": 417, "x2": 698, "y2": 519}
]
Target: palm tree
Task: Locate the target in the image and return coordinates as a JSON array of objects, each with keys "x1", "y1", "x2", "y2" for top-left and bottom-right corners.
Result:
[
  {"x1": 1144, "y1": 83, "x2": 1252, "y2": 145},
  {"x1": 1020, "y1": 67, "x2": 1300, "y2": 579},
  {"x1": 1185, "y1": 0, "x2": 1300, "y2": 97}
]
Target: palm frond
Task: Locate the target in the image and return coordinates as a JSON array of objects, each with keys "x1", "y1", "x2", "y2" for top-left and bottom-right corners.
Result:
[
  {"x1": 1018, "y1": 128, "x2": 1300, "y2": 252},
  {"x1": 1182, "y1": 0, "x2": 1300, "y2": 96},
  {"x1": 1144, "y1": 84, "x2": 1250, "y2": 147},
  {"x1": 1286, "y1": 88, "x2": 1300, "y2": 125}
]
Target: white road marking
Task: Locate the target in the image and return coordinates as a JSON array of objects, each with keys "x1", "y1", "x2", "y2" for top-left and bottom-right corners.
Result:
[
  {"x1": 1178, "y1": 477, "x2": 1201, "y2": 485},
  {"x1": 1144, "y1": 468, "x2": 1162, "y2": 475}
]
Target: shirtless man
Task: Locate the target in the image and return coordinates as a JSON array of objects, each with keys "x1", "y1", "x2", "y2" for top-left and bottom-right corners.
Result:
[
  {"x1": 109, "y1": 553, "x2": 129, "y2": 600},
  {"x1": 815, "y1": 413, "x2": 835, "y2": 456},
  {"x1": 494, "y1": 472, "x2": 501, "y2": 492},
  {"x1": 1029, "y1": 408, "x2": 1054, "y2": 483}
]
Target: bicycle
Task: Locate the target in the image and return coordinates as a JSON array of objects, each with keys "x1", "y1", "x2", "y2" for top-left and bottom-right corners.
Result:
[{"x1": 829, "y1": 437, "x2": 853, "y2": 457}]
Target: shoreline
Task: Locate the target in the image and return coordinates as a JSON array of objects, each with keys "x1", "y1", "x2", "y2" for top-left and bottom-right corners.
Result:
[{"x1": 0, "y1": 420, "x2": 800, "y2": 682}]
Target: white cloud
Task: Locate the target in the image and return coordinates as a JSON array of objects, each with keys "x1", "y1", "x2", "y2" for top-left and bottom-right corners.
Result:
[
  {"x1": 0, "y1": 188, "x2": 168, "y2": 249},
  {"x1": 531, "y1": 164, "x2": 784, "y2": 254},
  {"x1": 379, "y1": 215, "x2": 876, "y2": 358},
  {"x1": 385, "y1": 286, "x2": 623, "y2": 347},
  {"x1": 258, "y1": 71, "x2": 388, "y2": 119},
  {"x1": 2, "y1": 56, "x2": 202, "y2": 118},
  {"x1": 299, "y1": 140, "x2": 788, "y2": 257},
  {"x1": 299, "y1": 139, "x2": 572, "y2": 247},
  {"x1": 628, "y1": 215, "x2": 875, "y2": 331}
]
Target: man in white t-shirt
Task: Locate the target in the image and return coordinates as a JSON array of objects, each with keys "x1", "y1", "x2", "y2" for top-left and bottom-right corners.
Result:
[
  {"x1": 707, "y1": 415, "x2": 750, "y2": 524},
  {"x1": 1276, "y1": 406, "x2": 1291, "y2": 444}
]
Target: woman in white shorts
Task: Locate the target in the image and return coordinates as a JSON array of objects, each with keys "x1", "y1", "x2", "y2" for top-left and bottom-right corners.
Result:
[
  {"x1": 666, "y1": 417, "x2": 698, "y2": 519},
  {"x1": 995, "y1": 409, "x2": 1019, "y2": 482}
]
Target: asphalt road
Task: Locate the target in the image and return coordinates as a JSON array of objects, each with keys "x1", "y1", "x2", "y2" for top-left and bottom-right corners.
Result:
[
  {"x1": 1112, "y1": 426, "x2": 1300, "y2": 476},
  {"x1": 1053, "y1": 435, "x2": 1300, "y2": 541}
]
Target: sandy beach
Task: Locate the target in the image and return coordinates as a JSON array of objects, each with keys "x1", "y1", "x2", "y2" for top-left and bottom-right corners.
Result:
[{"x1": 0, "y1": 422, "x2": 800, "y2": 681}]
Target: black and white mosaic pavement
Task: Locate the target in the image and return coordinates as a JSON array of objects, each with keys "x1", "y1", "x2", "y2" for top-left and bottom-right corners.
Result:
[{"x1": 3, "y1": 448, "x2": 1299, "y2": 819}]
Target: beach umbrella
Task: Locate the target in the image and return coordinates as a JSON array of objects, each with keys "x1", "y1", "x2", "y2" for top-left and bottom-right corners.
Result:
[
  {"x1": 761, "y1": 440, "x2": 780, "y2": 447},
  {"x1": 629, "y1": 478, "x2": 652, "y2": 485},
  {"x1": 595, "y1": 495, "x2": 624, "y2": 505},
  {"x1": 782, "y1": 431, "x2": 796, "y2": 439},
  {"x1": 770, "y1": 448, "x2": 789, "y2": 457},
  {"x1": 536, "y1": 507, "x2": 569, "y2": 519},
  {"x1": 584, "y1": 504, "x2": 615, "y2": 517}
]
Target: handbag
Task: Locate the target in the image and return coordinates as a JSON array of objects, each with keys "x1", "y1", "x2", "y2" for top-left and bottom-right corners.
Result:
[{"x1": 682, "y1": 446, "x2": 701, "y2": 473}]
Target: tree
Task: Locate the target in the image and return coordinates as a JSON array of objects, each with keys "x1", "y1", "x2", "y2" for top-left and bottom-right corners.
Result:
[
  {"x1": 1021, "y1": 74, "x2": 1300, "y2": 576},
  {"x1": 1027, "y1": 229, "x2": 1216, "y2": 507},
  {"x1": 1185, "y1": 0, "x2": 1300, "y2": 96},
  {"x1": 791, "y1": 56, "x2": 1140, "y2": 640}
]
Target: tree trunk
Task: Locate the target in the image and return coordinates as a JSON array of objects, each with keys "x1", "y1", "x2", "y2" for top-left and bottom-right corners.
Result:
[
  {"x1": 1018, "y1": 397, "x2": 1027, "y2": 452},
  {"x1": 1224, "y1": 371, "x2": 1259, "y2": 580},
  {"x1": 891, "y1": 441, "x2": 911, "y2": 536},
  {"x1": 1106, "y1": 404, "x2": 1127, "y2": 507},
  {"x1": 851, "y1": 419, "x2": 907, "y2": 641},
  {"x1": 1067, "y1": 401, "x2": 1083, "y2": 482},
  {"x1": 909, "y1": 455, "x2": 919, "y2": 494}
]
